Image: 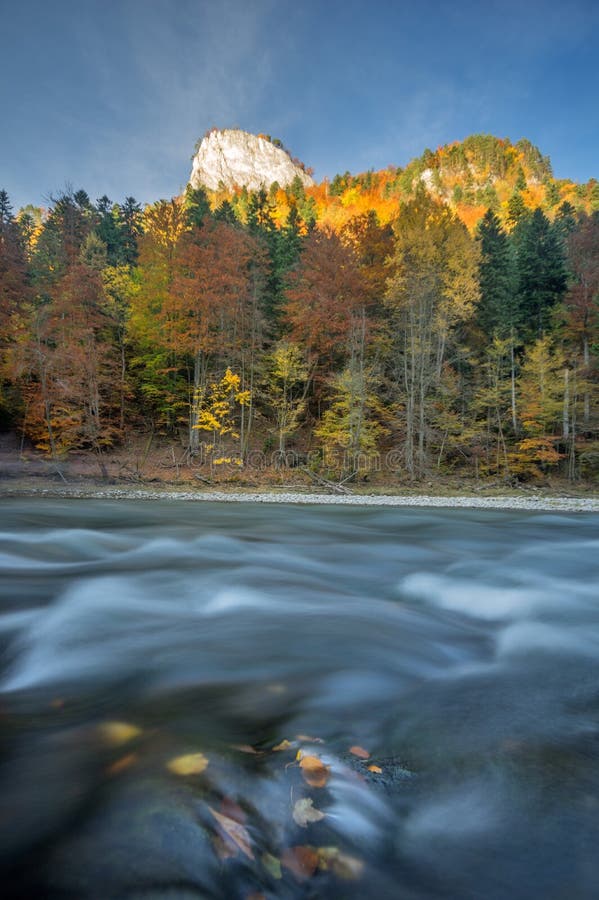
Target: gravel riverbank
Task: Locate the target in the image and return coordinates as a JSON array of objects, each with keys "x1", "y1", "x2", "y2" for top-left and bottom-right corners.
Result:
[{"x1": 1, "y1": 483, "x2": 598, "y2": 512}]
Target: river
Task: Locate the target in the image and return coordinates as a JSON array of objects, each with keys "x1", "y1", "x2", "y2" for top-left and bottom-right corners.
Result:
[{"x1": 1, "y1": 498, "x2": 598, "y2": 898}]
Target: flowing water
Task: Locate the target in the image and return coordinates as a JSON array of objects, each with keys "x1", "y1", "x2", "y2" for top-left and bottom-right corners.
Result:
[{"x1": 1, "y1": 498, "x2": 598, "y2": 899}]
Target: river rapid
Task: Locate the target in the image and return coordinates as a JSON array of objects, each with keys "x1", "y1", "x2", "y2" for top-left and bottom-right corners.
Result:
[{"x1": 1, "y1": 498, "x2": 598, "y2": 899}]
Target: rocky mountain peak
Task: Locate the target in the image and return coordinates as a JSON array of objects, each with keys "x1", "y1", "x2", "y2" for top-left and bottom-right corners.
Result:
[{"x1": 189, "y1": 128, "x2": 315, "y2": 192}]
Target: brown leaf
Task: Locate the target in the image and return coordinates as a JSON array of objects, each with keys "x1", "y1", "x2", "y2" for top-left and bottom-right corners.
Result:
[
  {"x1": 299, "y1": 754, "x2": 330, "y2": 788},
  {"x1": 349, "y1": 745, "x2": 370, "y2": 759},
  {"x1": 167, "y1": 752, "x2": 209, "y2": 776},
  {"x1": 208, "y1": 806, "x2": 254, "y2": 860},
  {"x1": 296, "y1": 734, "x2": 324, "y2": 743},
  {"x1": 367, "y1": 764, "x2": 383, "y2": 774},
  {"x1": 273, "y1": 739, "x2": 294, "y2": 752},
  {"x1": 220, "y1": 797, "x2": 246, "y2": 824},
  {"x1": 106, "y1": 753, "x2": 137, "y2": 776},
  {"x1": 231, "y1": 743, "x2": 259, "y2": 754},
  {"x1": 292, "y1": 797, "x2": 326, "y2": 828},
  {"x1": 281, "y1": 845, "x2": 319, "y2": 881}
]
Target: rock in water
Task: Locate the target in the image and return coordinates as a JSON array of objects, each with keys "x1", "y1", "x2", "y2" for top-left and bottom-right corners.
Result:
[{"x1": 189, "y1": 128, "x2": 315, "y2": 192}]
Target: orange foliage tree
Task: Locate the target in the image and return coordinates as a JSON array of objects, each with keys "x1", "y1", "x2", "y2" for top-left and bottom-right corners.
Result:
[
  {"x1": 283, "y1": 227, "x2": 366, "y2": 386},
  {"x1": 167, "y1": 221, "x2": 267, "y2": 453}
]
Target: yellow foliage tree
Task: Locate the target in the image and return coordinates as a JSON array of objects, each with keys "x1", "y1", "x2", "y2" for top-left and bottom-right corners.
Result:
[
  {"x1": 509, "y1": 336, "x2": 565, "y2": 477},
  {"x1": 263, "y1": 341, "x2": 308, "y2": 456},
  {"x1": 193, "y1": 368, "x2": 250, "y2": 468},
  {"x1": 385, "y1": 189, "x2": 480, "y2": 478},
  {"x1": 314, "y1": 367, "x2": 387, "y2": 477}
]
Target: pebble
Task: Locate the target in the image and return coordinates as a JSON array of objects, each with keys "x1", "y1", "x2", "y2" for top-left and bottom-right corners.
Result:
[{"x1": 2, "y1": 485, "x2": 598, "y2": 513}]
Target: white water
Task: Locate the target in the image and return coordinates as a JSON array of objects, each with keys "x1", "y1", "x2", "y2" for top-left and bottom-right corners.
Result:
[{"x1": 1, "y1": 498, "x2": 598, "y2": 899}]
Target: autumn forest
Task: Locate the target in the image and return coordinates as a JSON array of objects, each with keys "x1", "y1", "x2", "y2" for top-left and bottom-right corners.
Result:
[{"x1": 1, "y1": 134, "x2": 598, "y2": 485}]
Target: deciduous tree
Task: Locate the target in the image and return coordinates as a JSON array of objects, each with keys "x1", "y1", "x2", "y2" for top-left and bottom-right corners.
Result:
[{"x1": 385, "y1": 190, "x2": 479, "y2": 477}]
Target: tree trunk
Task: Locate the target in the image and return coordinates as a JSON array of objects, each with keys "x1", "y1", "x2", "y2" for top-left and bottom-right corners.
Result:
[
  {"x1": 583, "y1": 336, "x2": 590, "y2": 427},
  {"x1": 189, "y1": 349, "x2": 203, "y2": 454},
  {"x1": 563, "y1": 367, "x2": 569, "y2": 439},
  {"x1": 510, "y1": 336, "x2": 518, "y2": 433}
]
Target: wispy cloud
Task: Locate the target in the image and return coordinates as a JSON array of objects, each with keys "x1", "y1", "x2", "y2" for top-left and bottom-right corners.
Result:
[
  {"x1": 73, "y1": 0, "x2": 279, "y2": 201},
  {"x1": 1, "y1": 0, "x2": 597, "y2": 207}
]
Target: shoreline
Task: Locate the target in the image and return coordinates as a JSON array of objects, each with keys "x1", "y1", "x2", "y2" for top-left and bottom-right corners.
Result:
[{"x1": 1, "y1": 482, "x2": 598, "y2": 512}]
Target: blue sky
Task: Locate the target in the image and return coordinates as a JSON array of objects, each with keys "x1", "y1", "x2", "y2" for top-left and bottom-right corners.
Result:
[{"x1": 1, "y1": 0, "x2": 597, "y2": 210}]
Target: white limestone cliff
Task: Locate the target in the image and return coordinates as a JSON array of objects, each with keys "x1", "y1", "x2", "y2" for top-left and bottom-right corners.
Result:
[{"x1": 189, "y1": 129, "x2": 315, "y2": 192}]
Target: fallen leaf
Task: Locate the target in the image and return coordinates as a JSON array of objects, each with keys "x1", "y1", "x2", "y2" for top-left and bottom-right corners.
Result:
[
  {"x1": 273, "y1": 739, "x2": 294, "y2": 752},
  {"x1": 99, "y1": 721, "x2": 141, "y2": 746},
  {"x1": 317, "y1": 846, "x2": 365, "y2": 880},
  {"x1": 292, "y1": 797, "x2": 326, "y2": 828},
  {"x1": 262, "y1": 852, "x2": 282, "y2": 879},
  {"x1": 209, "y1": 806, "x2": 254, "y2": 860},
  {"x1": 281, "y1": 845, "x2": 319, "y2": 881},
  {"x1": 299, "y1": 755, "x2": 330, "y2": 788},
  {"x1": 296, "y1": 734, "x2": 324, "y2": 743},
  {"x1": 106, "y1": 753, "x2": 137, "y2": 776},
  {"x1": 212, "y1": 833, "x2": 237, "y2": 860},
  {"x1": 220, "y1": 797, "x2": 246, "y2": 823},
  {"x1": 367, "y1": 764, "x2": 383, "y2": 774},
  {"x1": 167, "y1": 752, "x2": 209, "y2": 776},
  {"x1": 231, "y1": 744, "x2": 259, "y2": 754},
  {"x1": 349, "y1": 745, "x2": 370, "y2": 759}
]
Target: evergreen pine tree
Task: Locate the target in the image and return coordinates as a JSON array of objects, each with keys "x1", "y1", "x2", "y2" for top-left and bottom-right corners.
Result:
[
  {"x1": 118, "y1": 197, "x2": 143, "y2": 265},
  {"x1": 507, "y1": 190, "x2": 529, "y2": 227},
  {"x1": 213, "y1": 200, "x2": 238, "y2": 225},
  {"x1": 184, "y1": 185, "x2": 211, "y2": 229},
  {"x1": 554, "y1": 201, "x2": 578, "y2": 242},
  {"x1": 0, "y1": 189, "x2": 28, "y2": 314},
  {"x1": 96, "y1": 196, "x2": 124, "y2": 266},
  {"x1": 515, "y1": 167, "x2": 527, "y2": 191},
  {"x1": 476, "y1": 209, "x2": 518, "y2": 337},
  {"x1": 514, "y1": 207, "x2": 568, "y2": 338},
  {"x1": 544, "y1": 181, "x2": 561, "y2": 208}
]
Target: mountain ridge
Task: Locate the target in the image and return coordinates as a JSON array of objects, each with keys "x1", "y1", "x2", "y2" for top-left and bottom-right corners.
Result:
[{"x1": 187, "y1": 130, "x2": 597, "y2": 232}]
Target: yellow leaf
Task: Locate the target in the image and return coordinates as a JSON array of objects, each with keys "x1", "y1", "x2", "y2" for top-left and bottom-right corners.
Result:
[
  {"x1": 292, "y1": 797, "x2": 326, "y2": 828},
  {"x1": 98, "y1": 721, "x2": 142, "y2": 746},
  {"x1": 273, "y1": 739, "x2": 294, "y2": 752},
  {"x1": 317, "y1": 846, "x2": 365, "y2": 879},
  {"x1": 167, "y1": 752, "x2": 209, "y2": 775}
]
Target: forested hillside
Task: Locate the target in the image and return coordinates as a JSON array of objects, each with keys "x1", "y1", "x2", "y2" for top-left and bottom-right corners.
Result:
[{"x1": 1, "y1": 134, "x2": 597, "y2": 484}]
